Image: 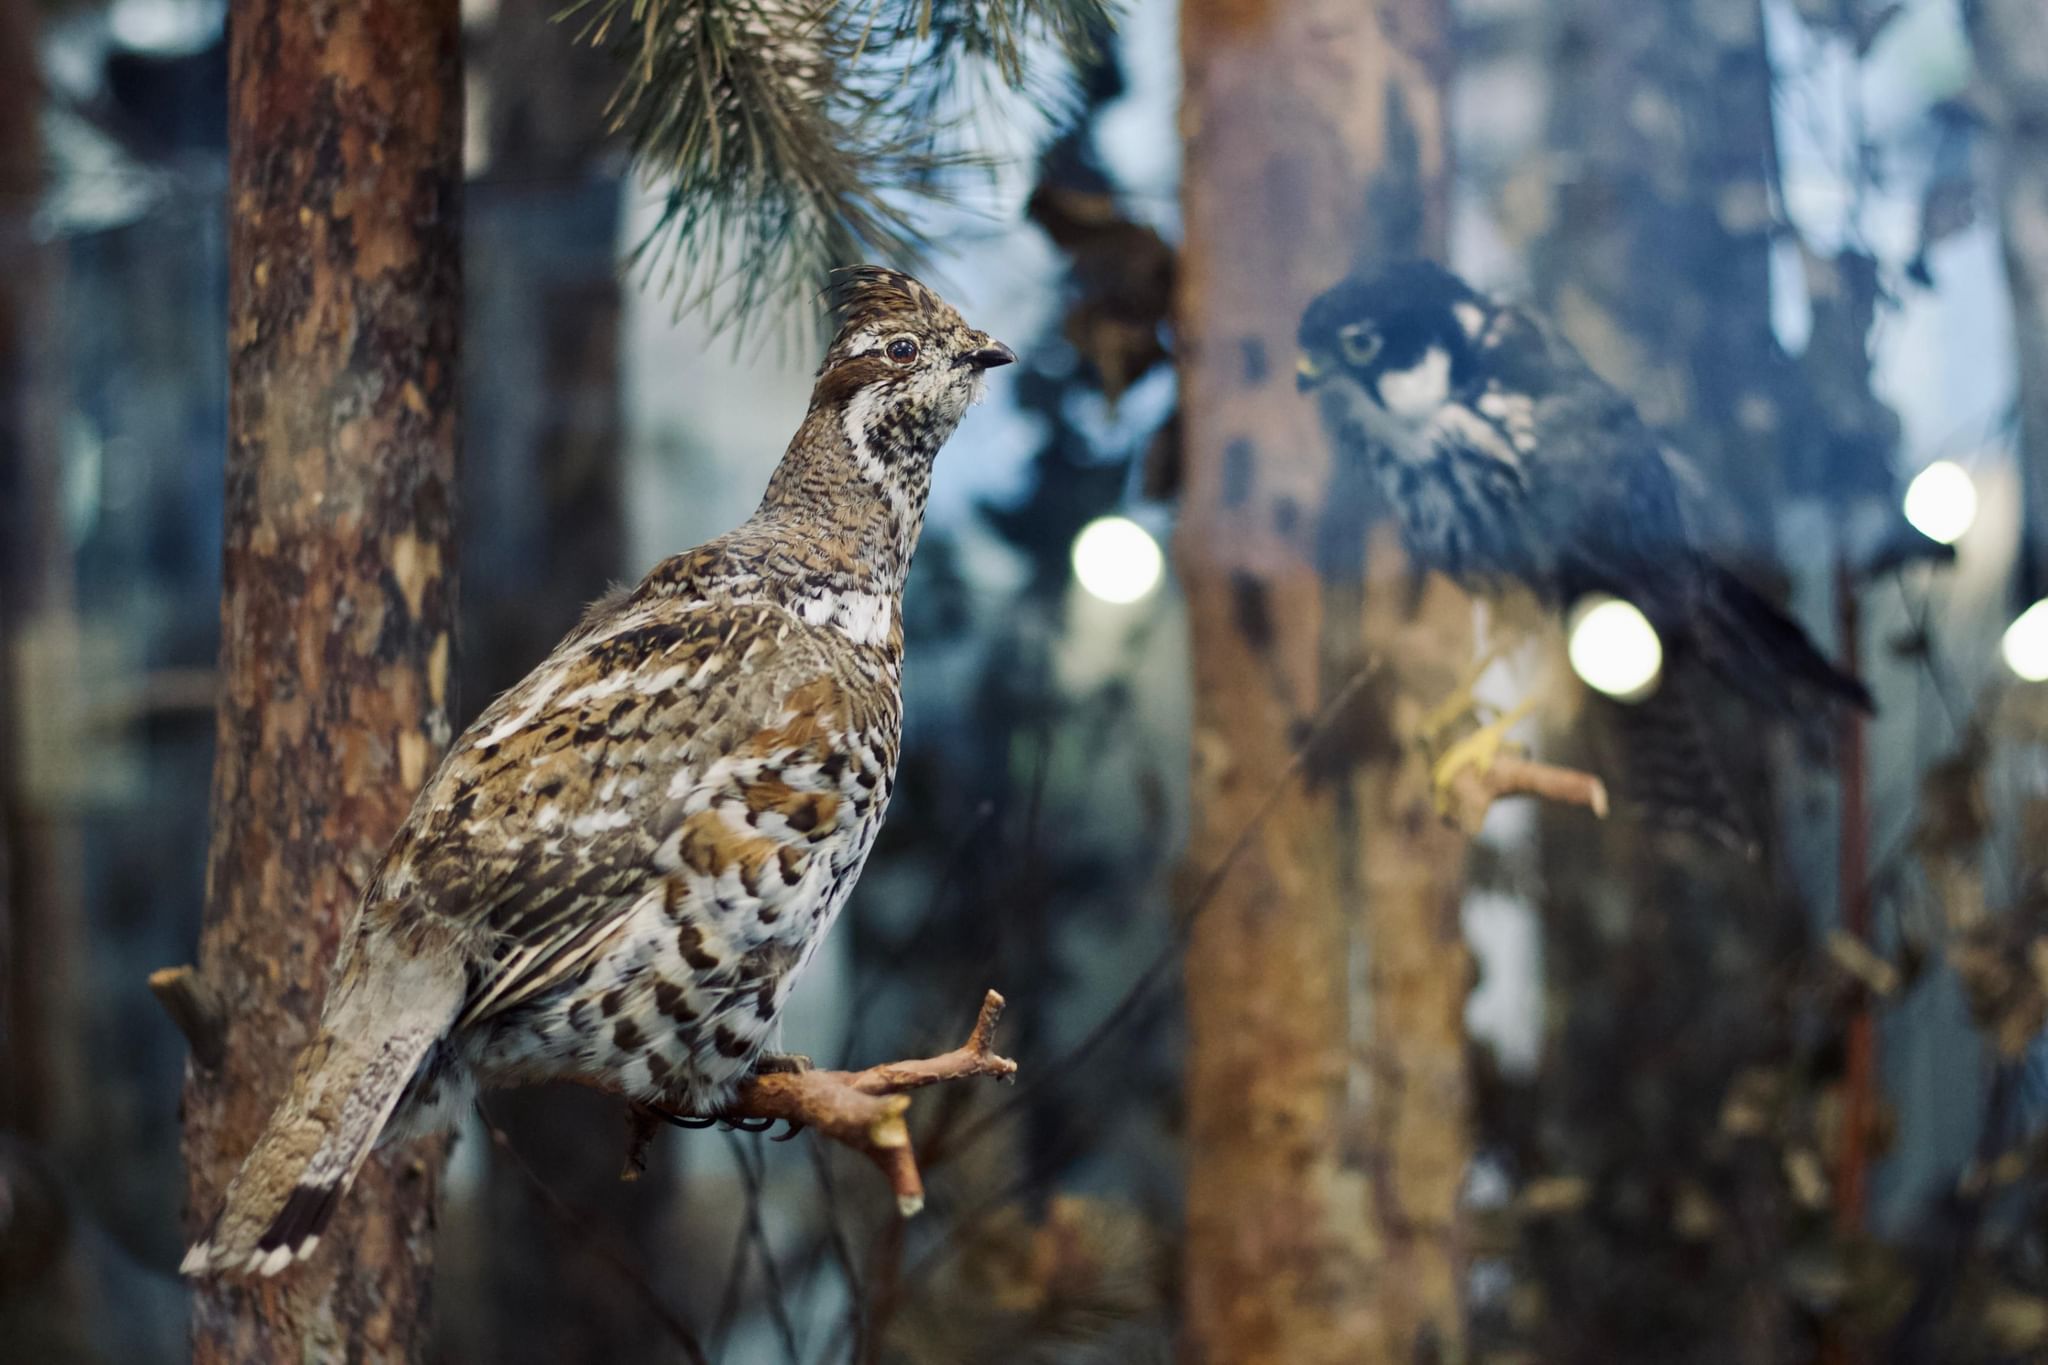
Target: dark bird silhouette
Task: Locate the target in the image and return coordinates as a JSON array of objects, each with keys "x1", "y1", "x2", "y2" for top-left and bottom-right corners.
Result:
[{"x1": 1297, "y1": 261, "x2": 1869, "y2": 836}]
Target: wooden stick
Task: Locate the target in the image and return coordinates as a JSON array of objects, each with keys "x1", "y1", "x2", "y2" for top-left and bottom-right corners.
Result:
[
  {"x1": 1440, "y1": 754, "x2": 1609, "y2": 832},
  {"x1": 629, "y1": 990, "x2": 1016, "y2": 1216},
  {"x1": 149, "y1": 964, "x2": 227, "y2": 1071}
]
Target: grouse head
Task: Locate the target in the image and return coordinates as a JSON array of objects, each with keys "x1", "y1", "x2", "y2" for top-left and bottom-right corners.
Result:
[{"x1": 811, "y1": 266, "x2": 1015, "y2": 468}]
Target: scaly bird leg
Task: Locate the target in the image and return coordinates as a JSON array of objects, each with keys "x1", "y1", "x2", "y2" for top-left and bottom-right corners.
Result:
[{"x1": 1431, "y1": 695, "x2": 1538, "y2": 816}]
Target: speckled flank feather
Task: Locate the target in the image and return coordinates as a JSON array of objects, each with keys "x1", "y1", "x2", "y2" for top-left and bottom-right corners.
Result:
[{"x1": 183, "y1": 267, "x2": 1014, "y2": 1278}]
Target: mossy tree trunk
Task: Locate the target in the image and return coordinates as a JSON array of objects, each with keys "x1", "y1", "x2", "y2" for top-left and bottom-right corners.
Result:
[
  {"x1": 181, "y1": 1, "x2": 462, "y2": 1358},
  {"x1": 1176, "y1": 1, "x2": 1469, "y2": 1361}
]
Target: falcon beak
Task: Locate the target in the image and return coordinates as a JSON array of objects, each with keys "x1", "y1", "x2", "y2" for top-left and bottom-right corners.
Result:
[
  {"x1": 963, "y1": 340, "x2": 1018, "y2": 370},
  {"x1": 1296, "y1": 352, "x2": 1326, "y2": 392}
]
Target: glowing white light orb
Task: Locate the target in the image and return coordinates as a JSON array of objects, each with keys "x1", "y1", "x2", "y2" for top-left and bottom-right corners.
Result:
[
  {"x1": 1071, "y1": 516, "x2": 1164, "y2": 605},
  {"x1": 1902, "y1": 460, "x2": 1978, "y2": 546},
  {"x1": 1567, "y1": 594, "x2": 1664, "y2": 702},
  {"x1": 2004, "y1": 599, "x2": 2048, "y2": 683}
]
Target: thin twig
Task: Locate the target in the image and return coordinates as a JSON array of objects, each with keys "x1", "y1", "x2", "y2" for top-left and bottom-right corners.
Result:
[
  {"x1": 728, "y1": 1132, "x2": 805, "y2": 1363},
  {"x1": 806, "y1": 1138, "x2": 868, "y2": 1365},
  {"x1": 937, "y1": 663, "x2": 1382, "y2": 1159},
  {"x1": 485, "y1": 1115, "x2": 712, "y2": 1365}
]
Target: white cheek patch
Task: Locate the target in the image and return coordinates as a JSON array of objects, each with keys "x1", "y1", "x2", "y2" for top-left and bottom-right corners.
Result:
[
  {"x1": 1452, "y1": 301, "x2": 1486, "y2": 340},
  {"x1": 1374, "y1": 346, "x2": 1452, "y2": 424},
  {"x1": 842, "y1": 385, "x2": 887, "y2": 479}
]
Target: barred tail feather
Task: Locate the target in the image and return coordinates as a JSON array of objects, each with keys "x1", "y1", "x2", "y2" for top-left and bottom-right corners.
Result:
[
  {"x1": 181, "y1": 954, "x2": 462, "y2": 1278},
  {"x1": 1606, "y1": 674, "x2": 1758, "y2": 857}
]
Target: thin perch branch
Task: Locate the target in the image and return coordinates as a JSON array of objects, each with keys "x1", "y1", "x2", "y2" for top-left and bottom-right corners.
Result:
[
  {"x1": 1440, "y1": 754, "x2": 1609, "y2": 832},
  {"x1": 630, "y1": 990, "x2": 1016, "y2": 1216}
]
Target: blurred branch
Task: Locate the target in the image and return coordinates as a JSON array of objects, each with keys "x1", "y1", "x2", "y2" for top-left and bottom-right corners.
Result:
[
  {"x1": 631, "y1": 989, "x2": 1017, "y2": 1216},
  {"x1": 1439, "y1": 753, "x2": 1609, "y2": 832},
  {"x1": 486, "y1": 1118, "x2": 713, "y2": 1365}
]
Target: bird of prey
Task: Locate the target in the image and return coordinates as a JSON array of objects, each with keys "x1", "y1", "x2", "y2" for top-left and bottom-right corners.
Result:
[
  {"x1": 1295, "y1": 261, "x2": 1870, "y2": 819},
  {"x1": 182, "y1": 268, "x2": 1016, "y2": 1277}
]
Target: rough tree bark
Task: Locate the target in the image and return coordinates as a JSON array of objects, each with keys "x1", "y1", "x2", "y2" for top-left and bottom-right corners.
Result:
[
  {"x1": 1177, "y1": 1, "x2": 1468, "y2": 1362},
  {"x1": 180, "y1": 1, "x2": 461, "y2": 1359}
]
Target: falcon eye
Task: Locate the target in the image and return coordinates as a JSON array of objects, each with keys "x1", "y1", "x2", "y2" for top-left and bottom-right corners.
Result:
[
  {"x1": 885, "y1": 336, "x2": 920, "y2": 364},
  {"x1": 1338, "y1": 325, "x2": 1382, "y2": 367}
]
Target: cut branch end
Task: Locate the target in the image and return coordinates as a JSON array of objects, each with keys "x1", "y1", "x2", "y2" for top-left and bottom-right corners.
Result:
[
  {"x1": 149, "y1": 964, "x2": 226, "y2": 1071},
  {"x1": 1441, "y1": 754, "x2": 1610, "y2": 832}
]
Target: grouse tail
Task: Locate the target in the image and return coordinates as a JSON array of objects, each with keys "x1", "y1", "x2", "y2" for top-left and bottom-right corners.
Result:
[{"x1": 180, "y1": 953, "x2": 460, "y2": 1278}]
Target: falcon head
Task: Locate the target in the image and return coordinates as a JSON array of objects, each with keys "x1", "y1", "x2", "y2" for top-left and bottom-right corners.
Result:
[
  {"x1": 812, "y1": 266, "x2": 1015, "y2": 466},
  {"x1": 1295, "y1": 261, "x2": 1492, "y2": 456}
]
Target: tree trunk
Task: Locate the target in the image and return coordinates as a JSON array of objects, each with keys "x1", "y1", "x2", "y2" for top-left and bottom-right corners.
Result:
[
  {"x1": 1969, "y1": 0, "x2": 2048, "y2": 606},
  {"x1": 182, "y1": 1, "x2": 461, "y2": 1358},
  {"x1": 0, "y1": 0, "x2": 88, "y2": 1152},
  {"x1": 1176, "y1": 2, "x2": 1467, "y2": 1362}
]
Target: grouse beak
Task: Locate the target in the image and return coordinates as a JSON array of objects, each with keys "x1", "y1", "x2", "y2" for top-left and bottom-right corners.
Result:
[
  {"x1": 963, "y1": 340, "x2": 1018, "y2": 370},
  {"x1": 1296, "y1": 352, "x2": 1326, "y2": 392}
]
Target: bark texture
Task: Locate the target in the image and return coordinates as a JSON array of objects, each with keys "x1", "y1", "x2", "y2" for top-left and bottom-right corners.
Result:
[
  {"x1": 183, "y1": 1, "x2": 461, "y2": 1359},
  {"x1": 1177, "y1": 1, "x2": 1467, "y2": 1361}
]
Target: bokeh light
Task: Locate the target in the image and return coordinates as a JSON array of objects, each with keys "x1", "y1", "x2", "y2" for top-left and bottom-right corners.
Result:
[
  {"x1": 1902, "y1": 460, "x2": 1978, "y2": 546},
  {"x1": 1567, "y1": 594, "x2": 1664, "y2": 702},
  {"x1": 2004, "y1": 599, "x2": 2048, "y2": 683},
  {"x1": 1071, "y1": 516, "x2": 1164, "y2": 605}
]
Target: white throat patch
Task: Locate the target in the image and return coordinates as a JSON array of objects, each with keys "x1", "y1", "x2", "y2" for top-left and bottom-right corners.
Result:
[{"x1": 1374, "y1": 345, "x2": 1452, "y2": 425}]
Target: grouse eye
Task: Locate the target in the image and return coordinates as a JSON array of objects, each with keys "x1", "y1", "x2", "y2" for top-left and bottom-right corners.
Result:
[
  {"x1": 1338, "y1": 324, "x2": 1382, "y2": 367},
  {"x1": 885, "y1": 336, "x2": 920, "y2": 364}
]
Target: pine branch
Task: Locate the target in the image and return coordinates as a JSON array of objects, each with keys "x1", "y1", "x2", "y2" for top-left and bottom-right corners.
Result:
[{"x1": 561, "y1": 0, "x2": 1112, "y2": 335}]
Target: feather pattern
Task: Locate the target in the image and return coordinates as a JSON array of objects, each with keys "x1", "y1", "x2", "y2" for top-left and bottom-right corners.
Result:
[
  {"x1": 1299, "y1": 261, "x2": 1870, "y2": 715},
  {"x1": 183, "y1": 268, "x2": 1014, "y2": 1277}
]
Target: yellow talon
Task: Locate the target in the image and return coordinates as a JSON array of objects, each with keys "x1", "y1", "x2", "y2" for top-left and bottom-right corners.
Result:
[
  {"x1": 1430, "y1": 696, "x2": 1537, "y2": 813},
  {"x1": 1416, "y1": 646, "x2": 1505, "y2": 750}
]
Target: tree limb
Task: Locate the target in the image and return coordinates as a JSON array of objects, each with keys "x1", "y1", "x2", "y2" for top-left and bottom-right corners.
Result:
[
  {"x1": 1440, "y1": 754, "x2": 1609, "y2": 832},
  {"x1": 629, "y1": 990, "x2": 1016, "y2": 1217},
  {"x1": 148, "y1": 964, "x2": 226, "y2": 1072}
]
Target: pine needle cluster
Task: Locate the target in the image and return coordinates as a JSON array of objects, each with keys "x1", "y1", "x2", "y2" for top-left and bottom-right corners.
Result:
[{"x1": 563, "y1": 0, "x2": 1112, "y2": 333}]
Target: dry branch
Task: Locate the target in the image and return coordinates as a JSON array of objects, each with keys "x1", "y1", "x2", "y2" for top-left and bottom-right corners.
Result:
[
  {"x1": 1440, "y1": 754, "x2": 1610, "y2": 832},
  {"x1": 630, "y1": 990, "x2": 1016, "y2": 1216},
  {"x1": 148, "y1": 965, "x2": 225, "y2": 1071}
]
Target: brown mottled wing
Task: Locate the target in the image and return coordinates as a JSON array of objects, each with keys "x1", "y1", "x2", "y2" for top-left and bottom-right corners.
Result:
[{"x1": 361, "y1": 599, "x2": 888, "y2": 1029}]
